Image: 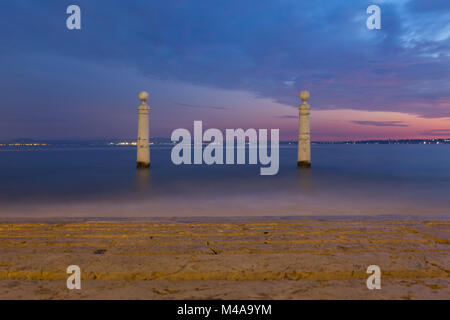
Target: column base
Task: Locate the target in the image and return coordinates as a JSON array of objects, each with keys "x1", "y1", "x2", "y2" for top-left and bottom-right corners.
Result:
[
  {"x1": 297, "y1": 161, "x2": 311, "y2": 168},
  {"x1": 137, "y1": 162, "x2": 150, "y2": 169}
]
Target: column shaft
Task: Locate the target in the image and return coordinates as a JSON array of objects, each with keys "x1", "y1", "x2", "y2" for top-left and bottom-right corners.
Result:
[
  {"x1": 297, "y1": 97, "x2": 311, "y2": 167},
  {"x1": 137, "y1": 105, "x2": 150, "y2": 168}
]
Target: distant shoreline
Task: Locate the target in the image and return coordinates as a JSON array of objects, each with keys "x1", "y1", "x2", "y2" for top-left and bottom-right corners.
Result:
[{"x1": 0, "y1": 138, "x2": 450, "y2": 147}]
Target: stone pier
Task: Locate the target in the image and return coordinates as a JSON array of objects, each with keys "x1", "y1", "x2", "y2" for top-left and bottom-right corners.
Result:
[
  {"x1": 297, "y1": 90, "x2": 311, "y2": 167},
  {"x1": 137, "y1": 91, "x2": 150, "y2": 168}
]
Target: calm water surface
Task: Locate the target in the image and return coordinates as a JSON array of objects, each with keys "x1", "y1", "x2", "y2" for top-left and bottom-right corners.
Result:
[{"x1": 0, "y1": 145, "x2": 449, "y2": 218}]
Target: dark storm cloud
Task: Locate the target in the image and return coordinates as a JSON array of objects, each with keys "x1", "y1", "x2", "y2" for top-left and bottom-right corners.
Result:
[
  {"x1": 0, "y1": 0, "x2": 449, "y2": 138},
  {"x1": 276, "y1": 115, "x2": 297, "y2": 119},
  {"x1": 420, "y1": 129, "x2": 450, "y2": 136},
  {"x1": 352, "y1": 120, "x2": 409, "y2": 127},
  {"x1": 175, "y1": 102, "x2": 228, "y2": 110}
]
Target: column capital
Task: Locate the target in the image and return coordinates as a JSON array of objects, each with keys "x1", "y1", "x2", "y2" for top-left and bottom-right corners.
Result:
[
  {"x1": 299, "y1": 90, "x2": 310, "y2": 110},
  {"x1": 138, "y1": 91, "x2": 150, "y2": 110},
  {"x1": 300, "y1": 90, "x2": 310, "y2": 103},
  {"x1": 139, "y1": 91, "x2": 149, "y2": 103}
]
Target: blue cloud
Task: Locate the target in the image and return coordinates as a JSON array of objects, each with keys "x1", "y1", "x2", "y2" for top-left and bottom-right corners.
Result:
[{"x1": 0, "y1": 0, "x2": 448, "y2": 138}]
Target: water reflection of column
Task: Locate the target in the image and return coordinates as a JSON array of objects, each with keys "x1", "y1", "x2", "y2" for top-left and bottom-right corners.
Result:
[
  {"x1": 137, "y1": 91, "x2": 150, "y2": 169},
  {"x1": 297, "y1": 90, "x2": 311, "y2": 168},
  {"x1": 136, "y1": 168, "x2": 151, "y2": 194},
  {"x1": 296, "y1": 165, "x2": 312, "y2": 192}
]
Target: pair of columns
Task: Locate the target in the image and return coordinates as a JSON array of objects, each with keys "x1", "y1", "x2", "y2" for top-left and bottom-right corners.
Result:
[{"x1": 136, "y1": 90, "x2": 311, "y2": 169}]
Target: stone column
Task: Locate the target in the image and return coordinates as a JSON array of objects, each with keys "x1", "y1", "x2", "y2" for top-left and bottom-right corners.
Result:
[
  {"x1": 297, "y1": 90, "x2": 311, "y2": 167},
  {"x1": 137, "y1": 91, "x2": 150, "y2": 168}
]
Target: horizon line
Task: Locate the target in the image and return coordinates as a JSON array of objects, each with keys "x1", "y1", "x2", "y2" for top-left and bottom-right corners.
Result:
[{"x1": 1, "y1": 137, "x2": 449, "y2": 144}]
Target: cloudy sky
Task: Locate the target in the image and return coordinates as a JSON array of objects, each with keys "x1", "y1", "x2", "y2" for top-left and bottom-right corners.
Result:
[{"x1": 0, "y1": 0, "x2": 448, "y2": 140}]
